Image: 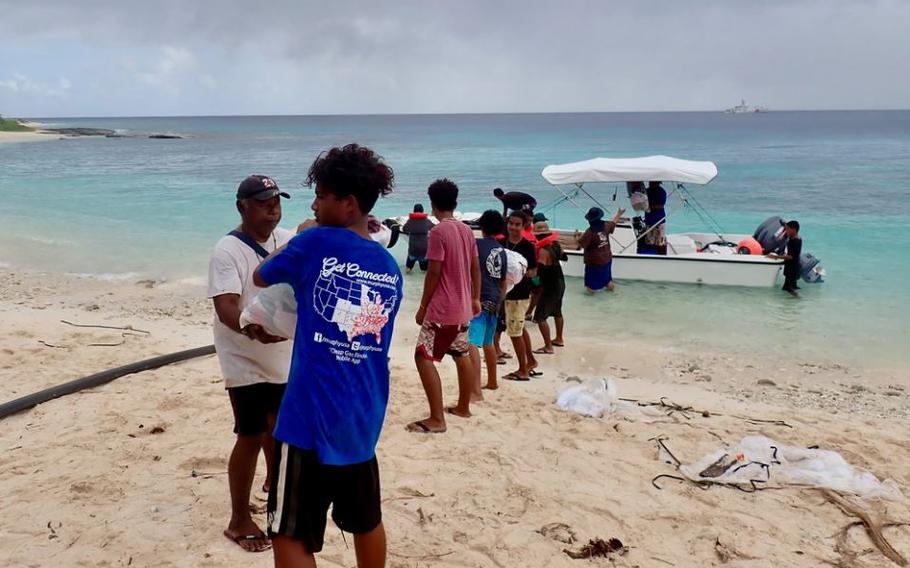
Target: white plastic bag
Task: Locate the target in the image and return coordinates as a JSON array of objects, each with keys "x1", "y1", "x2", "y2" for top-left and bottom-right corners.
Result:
[
  {"x1": 503, "y1": 248, "x2": 528, "y2": 293},
  {"x1": 239, "y1": 283, "x2": 297, "y2": 339},
  {"x1": 556, "y1": 378, "x2": 615, "y2": 418},
  {"x1": 240, "y1": 229, "x2": 391, "y2": 338}
]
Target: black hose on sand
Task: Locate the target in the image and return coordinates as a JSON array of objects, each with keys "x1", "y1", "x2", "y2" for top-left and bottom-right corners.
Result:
[{"x1": 0, "y1": 345, "x2": 216, "y2": 420}]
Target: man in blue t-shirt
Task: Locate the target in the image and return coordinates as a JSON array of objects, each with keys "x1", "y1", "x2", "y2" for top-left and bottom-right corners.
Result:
[
  {"x1": 253, "y1": 144, "x2": 402, "y2": 567},
  {"x1": 468, "y1": 210, "x2": 507, "y2": 391}
]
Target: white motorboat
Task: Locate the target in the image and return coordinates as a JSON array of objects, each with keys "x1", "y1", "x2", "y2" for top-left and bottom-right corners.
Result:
[
  {"x1": 538, "y1": 156, "x2": 784, "y2": 287},
  {"x1": 383, "y1": 156, "x2": 810, "y2": 287}
]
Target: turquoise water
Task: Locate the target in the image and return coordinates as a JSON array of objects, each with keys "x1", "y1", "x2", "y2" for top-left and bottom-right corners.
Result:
[{"x1": 1, "y1": 112, "x2": 908, "y2": 368}]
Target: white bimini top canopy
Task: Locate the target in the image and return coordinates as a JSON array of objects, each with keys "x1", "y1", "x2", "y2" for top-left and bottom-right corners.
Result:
[{"x1": 541, "y1": 155, "x2": 718, "y2": 186}]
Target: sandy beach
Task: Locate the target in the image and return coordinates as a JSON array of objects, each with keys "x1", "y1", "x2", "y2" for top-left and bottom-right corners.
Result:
[
  {"x1": 1, "y1": 268, "x2": 908, "y2": 567},
  {"x1": 0, "y1": 130, "x2": 64, "y2": 144}
]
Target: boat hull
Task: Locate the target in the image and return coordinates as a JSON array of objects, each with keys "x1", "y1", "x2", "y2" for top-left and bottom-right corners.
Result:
[{"x1": 561, "y1": 250, "x2": 782, "y2": 287}]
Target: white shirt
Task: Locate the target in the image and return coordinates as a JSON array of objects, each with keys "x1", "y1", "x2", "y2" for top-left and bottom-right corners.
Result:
[{"x1": 207, "y1": 227, "x2": 295, "y2": 389}]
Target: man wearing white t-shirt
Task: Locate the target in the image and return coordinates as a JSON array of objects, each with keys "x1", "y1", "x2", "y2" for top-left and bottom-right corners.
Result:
[{"x1": 207, "y1": 174, "x2": 294, "y2": 553}]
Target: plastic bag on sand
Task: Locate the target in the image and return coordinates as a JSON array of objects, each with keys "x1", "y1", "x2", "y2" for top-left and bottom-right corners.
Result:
[
  {"x1": 679, "y1": 435, "x2": 903, "y2": 501},
  {"x1": 556, "y1": 378, "x2": 655, "y2": 420},
  {"x1": 239, "y1": 283, "x2": 297, "y2": 339}
]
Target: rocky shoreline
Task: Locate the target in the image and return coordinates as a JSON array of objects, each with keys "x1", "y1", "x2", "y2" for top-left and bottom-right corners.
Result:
[{"x1": 39, "y1": 127, "x2": 183, "y2": 139}]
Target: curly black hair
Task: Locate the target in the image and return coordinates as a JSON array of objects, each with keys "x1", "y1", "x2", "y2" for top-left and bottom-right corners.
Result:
[
  {"x1": 477, "y1": 209, "x2": 505, "y2": 235},
  {"x1": 305, "y1": 144, "x2": 395, "y2": 213},
  {"x1": 427, "y1": 178, "x2": 458, "y2": 212}
]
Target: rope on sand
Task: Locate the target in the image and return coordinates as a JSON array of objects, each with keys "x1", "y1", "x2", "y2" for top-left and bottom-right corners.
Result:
[{"x1": 0, "y1": 345, "x2": 215, "y2": 420}]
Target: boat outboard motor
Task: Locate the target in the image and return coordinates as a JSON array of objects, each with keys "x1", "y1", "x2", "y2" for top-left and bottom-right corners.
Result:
[
  {"x1": 753, "y1": 216, "x2": 787, "y2": 254},
  {"x1": 800, "y1": 252, "x2": 824, "y2": 283}
]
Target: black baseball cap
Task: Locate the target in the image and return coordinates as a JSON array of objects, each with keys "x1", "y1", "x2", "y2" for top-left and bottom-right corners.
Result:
[
  {"x1": 786, "y1": 220, "x2": 800, "y2": 231},
  {"x1": 236, "y1": 175, "x2": 290, "y2": 200},
  {"x1": 532, "y1": 212, "x2": 548, "y2": 223}
]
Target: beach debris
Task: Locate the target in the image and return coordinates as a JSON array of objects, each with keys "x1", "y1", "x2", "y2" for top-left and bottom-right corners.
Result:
[
  {"x1": 389, "y1": 550, "x2": 455, "y2": 560},
  {"x1": 47, "y1": 521, "x2": 60, "y2": 540},
  {"x1": 652, "y1": 436, "x2": 903, "y2": 500},
  {"x1": 538, "y1": 522, "x2": 577, "y2": 544},
  {"x1": 757, "y1": 378, "x2": 777, "y2": 386},
  {"x1": 714, "y1": 537, "x2": 755, "y2": 563},
  {"x1": 60, "y1": 319, "x2": 151, "y2": 335},
  {"x1": 822, "y1": 489, "x2": 909, "y2": 566},
  {"x1": 563, "y1": 537, "x2": 627, "y2": 559},
  {"x1": 149, "y1": 425, "x2": 165, "y2": 434},
  {"x1": 38, "y1": 340, "x2": 67, "y2": 349},
  {"x1": 190, "y1": 469, "x2": 227, "y2": 479}
]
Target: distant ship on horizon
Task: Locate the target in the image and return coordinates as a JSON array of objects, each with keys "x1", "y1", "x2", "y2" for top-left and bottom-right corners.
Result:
[{"x1": 724, "y1": 99, "x2": 768, "y2": 114}]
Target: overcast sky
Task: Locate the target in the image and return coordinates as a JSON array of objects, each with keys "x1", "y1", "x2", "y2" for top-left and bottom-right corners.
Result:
[{"x1": 0, "y1": 0, "x2": 907, "y2": 117}]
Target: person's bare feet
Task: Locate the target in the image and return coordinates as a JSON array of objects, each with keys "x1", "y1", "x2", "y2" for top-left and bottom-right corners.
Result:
[
  {"x1": 406, "y1": 419, "x2": 446, "y2": 433},
  {"x1": 224, "y1": 519, "x2": 271, "y2": 552},
  {"x1": 482, "y1": 383, "x2": 499, "y2": 390},
  {"x1": 446, "y1": 406, "x2": 471, "y2": 418}
]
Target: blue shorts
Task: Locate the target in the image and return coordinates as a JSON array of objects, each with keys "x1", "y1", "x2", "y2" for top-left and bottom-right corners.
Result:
[
  {"x1": 584, "y1": 262, "x2": 613, "y2": 291},
  {"x1": 468, "y1": 312, "x2": 498, "y2": 347}
]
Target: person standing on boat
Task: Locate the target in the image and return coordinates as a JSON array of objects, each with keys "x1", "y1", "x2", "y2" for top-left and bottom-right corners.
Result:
[
  {"x1": 643, "y1": 181, "x2": 667, "y2": 255},
  {"x1": 401, "y1": 203, "x2": 434, "y2": 274},
  {"x1": 576, "y1": 206, "x2": 625, "y2": 293},
  {"x1": 769, "y1": 220, "x2": 802, "y2": 296},
  {"x1": 493, "y1": 187, "x2": 537, "y2": 217},
  {"x1": 208, "y1": 174, "x2": 293, "y2": 553},
  {"x1": 532, "y1": 219, "x2": 566, "y2": 353}
]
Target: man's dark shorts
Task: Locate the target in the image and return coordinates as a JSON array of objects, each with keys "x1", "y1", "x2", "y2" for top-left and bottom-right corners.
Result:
[
  {"x1": 267, "y1": 443, "x2": 382, "y2": 553},
  {"x1": 227, "y1": 382, "x2": 286, "y2": 436}
]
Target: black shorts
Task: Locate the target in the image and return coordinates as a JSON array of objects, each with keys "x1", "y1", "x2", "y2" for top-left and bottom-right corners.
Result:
[
  {"x1": 227, "y1": 382, "x2": 286, "y2": 436},
  {"x1": 267, "y1": 443, "x2": 382, "y2": 553},
  {"x1": 533, "y1": 289, "x2": 564, "y2": 323}
]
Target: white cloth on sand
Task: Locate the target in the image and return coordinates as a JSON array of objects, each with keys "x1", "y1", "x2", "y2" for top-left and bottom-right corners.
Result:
[{"x1": 677, "y1": 435, "x2": 903, "y2": 500}]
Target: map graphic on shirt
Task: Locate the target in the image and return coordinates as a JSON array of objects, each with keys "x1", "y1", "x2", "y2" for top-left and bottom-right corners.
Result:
[{"x1": 314, "y1": 257, "x2": 398, "y2": 342}]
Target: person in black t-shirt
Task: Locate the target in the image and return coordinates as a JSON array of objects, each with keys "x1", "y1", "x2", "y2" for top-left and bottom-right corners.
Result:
[
  {"x1": 495, "y1": 211, "x2": 539, "y2": 381},
  {"x1": 493, "y1": 187, "x2": 537, "y2": 217},
  {"x1": 769, "y1": 220, "x2": 802, "y2": 296}
]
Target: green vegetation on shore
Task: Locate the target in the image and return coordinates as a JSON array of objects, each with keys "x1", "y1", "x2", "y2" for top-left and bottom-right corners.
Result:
[{"x1": 0, "y1": 116, "x2": 34, "y2": 132}]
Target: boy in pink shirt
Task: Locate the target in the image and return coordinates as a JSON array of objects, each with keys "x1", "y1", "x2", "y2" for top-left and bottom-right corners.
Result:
[{"x1": 408, "y1": 179, "x2": 481, "y2": 434}]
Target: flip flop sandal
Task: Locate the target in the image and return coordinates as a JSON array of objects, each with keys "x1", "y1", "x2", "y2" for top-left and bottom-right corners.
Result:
[
  {"x1": 225, "y1": 532, "x2": 272, "y2": 552},
  {"x1": 406, "y1": 420, "x2": 446, "y2": 434},
  {"x1": 532, "y1": 348, "x2": 554, "y2": 355},
  {"x1": 551, "y1": 341, "x2": 565, "y2": 347},
  {"x1": 497, "y1": 359, "x2": 507, "y2": 365},
  {"x1": 528, "y1": 370, "x2": 544, "y2": 377},
  {"x1": 503, "y1": 372, "x2": 530, "y2": 382},
  {"x1": 498, "y1": 352, "x2": 513, "y2": 359}
]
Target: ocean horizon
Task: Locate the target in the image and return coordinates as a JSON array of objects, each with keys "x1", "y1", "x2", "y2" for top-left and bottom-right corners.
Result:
[{"x1": 2, "y1": 111, "x2": 908, "y2": 370}]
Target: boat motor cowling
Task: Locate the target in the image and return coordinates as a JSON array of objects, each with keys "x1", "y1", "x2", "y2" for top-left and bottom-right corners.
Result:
[{"x1": 753, "y1": 216, "x2": 788, "y2": 254}]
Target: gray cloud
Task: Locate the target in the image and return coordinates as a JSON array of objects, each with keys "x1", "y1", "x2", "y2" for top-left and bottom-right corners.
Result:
[{"x1": 0, "y1": 0, "x2": 907, "y2": 116}]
